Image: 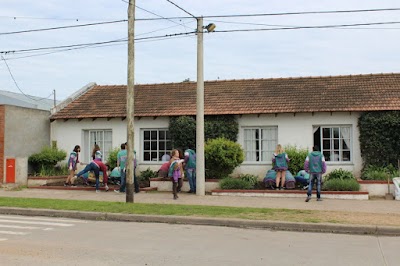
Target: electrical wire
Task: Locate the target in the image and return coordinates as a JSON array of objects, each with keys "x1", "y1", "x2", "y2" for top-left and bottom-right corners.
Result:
[
  {"x1": 165, "y1": 0, "x2": 196, "y2": 18},
  {"x1": 0, "y1": 31, "x2": 196, "y2": 54},
  {"x1": 0, "y1": 19, "x2": 127, "y2": 36},
  {"x1": 213, "y1": 21, "x2": 400, "y2": 33},
  {"x1": 1, "y1": 55, "x2": 54, "y2": 101}
]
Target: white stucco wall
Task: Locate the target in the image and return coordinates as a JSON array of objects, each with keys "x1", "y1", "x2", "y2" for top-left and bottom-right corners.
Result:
[
  {"x1": 235, "y1": 112, "x2": 362, "y2": 178},
  {"x1": 50, "y1": 116, "x2": 169, "y2": 173},
  {"x1": 51, "y1": 112, "x2": 362, "y2": 178}
]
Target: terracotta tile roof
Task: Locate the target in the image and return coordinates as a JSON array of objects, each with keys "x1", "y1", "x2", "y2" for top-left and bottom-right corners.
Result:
[{"x1": 50, "y1": 73, "x2": 400, "y2": 120}]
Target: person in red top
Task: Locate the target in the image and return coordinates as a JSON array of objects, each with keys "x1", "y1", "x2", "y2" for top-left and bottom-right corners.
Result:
[
  {"x1": 158, "y1": 161, "x2": 171, "y2": 178},
  {"x1": 75, "y1": 159, "x2": 109, "y2": 193}
]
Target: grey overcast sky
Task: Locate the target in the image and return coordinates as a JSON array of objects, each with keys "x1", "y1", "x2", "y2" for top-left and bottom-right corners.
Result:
[{"x1": 1, "y1": 0, "x2": 400, "y2": 100}]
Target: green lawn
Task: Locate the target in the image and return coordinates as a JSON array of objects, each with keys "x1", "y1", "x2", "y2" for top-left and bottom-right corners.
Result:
[{"x1": 0, "y1": 197, "x2": 399, "y2": 226}]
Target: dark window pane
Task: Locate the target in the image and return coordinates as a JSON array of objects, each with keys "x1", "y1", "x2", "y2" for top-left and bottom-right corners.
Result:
[
  {"x1": 144, "y1": 131, "x2": 150, "y2": 140},
  {"x1": 144, "y1": 141, "x2": 150, "y2": 150},
  {"x1": 166, "y1": 141, "x2": 172, "y2": 150},
  {"x1": 333, "y1": 128, "x2": 339, "y2": 138},
  {"x1": 159, "y1": 141, "x2": 165, "y2": 150},
  {"x1": 323, "y1": 140, "x2": 330, "y2": 149},
  {"x1": 323, "y1": 128, "x2": 331, "y2": 138},
  {"x1": 151, "y1": 141, "x2": 157, "y2": 150},
  {"x1": 334, "y1": 140, "x2": 339, "y2": 149},
  {"x1": 166, "y1": 130, "x2": 171, "y2": 140},
  {"x1": 144, "y1": 152, "x2": 150, "y2": 161},
  {"x1": 151, "y1": 131, "x2": 157, "y2": 140},
  {"x1": 323, "y1": 151, "x2": 331, "y2": 161},
  {"x1": 332, "y1": 151, "x2": 340, "y2": 161},
  {"x1": 151, "y1": 152, "x2": 157, "y2": 161},
  {"x1": 159, "y1": 131, "x2": 165, "y2": 140},
  {"x1": 159, "y1": 152, "x2": 164, "y2": 160},
  {"x1": 342, "y1": 139, "x2": 350, "y2": 150},
  {"x1": 342, "y1": 151, "x2": 351, "y2": 161},
  {"x1": 255, "y1": 129, "x2": 259, "y2": 140}
]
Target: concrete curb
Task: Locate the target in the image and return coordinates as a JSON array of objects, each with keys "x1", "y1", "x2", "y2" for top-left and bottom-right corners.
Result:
[{"x1": 0, "y1": 207, "x2": 399, "y2": 236}]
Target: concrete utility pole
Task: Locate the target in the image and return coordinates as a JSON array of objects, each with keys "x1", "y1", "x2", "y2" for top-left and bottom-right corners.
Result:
[
  {"x1": 126, "y1": 0, "x2": 135, "y2": 203},
  {"x1": 196, "y1": 17, "x2": 205, "y2": 196}
]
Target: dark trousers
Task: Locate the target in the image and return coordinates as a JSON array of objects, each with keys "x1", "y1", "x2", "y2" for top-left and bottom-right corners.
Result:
[{"x1": 172, "y1": 178, "x2": 183, "y2": 198}]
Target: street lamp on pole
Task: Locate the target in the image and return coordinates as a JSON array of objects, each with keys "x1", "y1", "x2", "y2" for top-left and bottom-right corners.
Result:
[{"x1": 196, "y1": 18, "x2": 215, "y2": 196}]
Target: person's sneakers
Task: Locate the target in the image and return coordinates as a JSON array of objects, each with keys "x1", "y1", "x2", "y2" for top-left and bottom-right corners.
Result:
[
  {"x1": 95, "y1": 190, "x2": 100, "y2": 193},
  {"x1": 114, "y1": 189, "x2": 120, "y2": 193},
  {"x1": 105, "y1": 185, "x2": 109, "y2": 192},
  {"x1": 70, "y1": 183, "x2": 77, "y2": 187},
  {"x1": 317, "y1": 198, "x2": 323, "y2": 201},
  {"x1": 64, "y1": 182, "x2": 69, "y2": 187},
  {"x1": 135, "y1": 190, "x2": 140, "y2": 194},
  {"x1": 173, "y1": 194, "x2": 178, "y2": 200},
  {"x1": 275, "y1": 187, "x2": 279, "y2": 190},
  {"x1": 281, "y1": 187, "x2": 286, "y2": 190},
  {"x1": 303, "y1": 185, "x2": 309, "y2": 190},
  {"x1": 187, "y1": 190, "x2": 194, "y2": 193},
  {"x1": 305, "y1": 196, "x2": 311, "y2": 202}
]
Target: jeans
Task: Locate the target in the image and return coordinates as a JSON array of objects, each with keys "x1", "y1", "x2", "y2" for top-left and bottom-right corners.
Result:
[
  {"x1": 186, "y1": 168, "x2": 196, "y2": 192},
  {"x1": 307, "y1": 173, "x2": 322, "y2": 198},
  {"x1": 119, "y1": 169, "x2": 139, "y2": 193},
  {"x1": 119, "y1": 169, "x2": 126, "y2": 192},
  {"x1": 76, "y1": 162, "x2": 100, "y2": 190}
]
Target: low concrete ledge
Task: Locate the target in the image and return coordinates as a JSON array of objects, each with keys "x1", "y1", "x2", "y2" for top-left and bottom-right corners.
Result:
[
  {"x1": 358, "y1": 180, "x2": 395, "y2": 197},
  {"x1": 28, "y1": 186, "x2": 158, "y2": 192},
  {"x1": 150, "y1": 178, "x2": 219, "y2": 192},
  {"x1": 28, "y1": 176, "x2": 67, "y2": 186},
  {"x1": 0, "y1": 207, "x2": 398, "y2": 236},
  {"x1": 211, "y1": 190, "x2": 369, "y2": 200}
]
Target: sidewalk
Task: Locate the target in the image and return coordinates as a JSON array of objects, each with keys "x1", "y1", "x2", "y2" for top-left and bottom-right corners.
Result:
[{"x1": 0, "y1": 188, "x2": 398, "y2": 215}]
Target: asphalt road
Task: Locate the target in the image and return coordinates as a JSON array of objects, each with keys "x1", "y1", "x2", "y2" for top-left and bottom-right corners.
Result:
[{"x1": 0, "y1": 214, "x2": 398, "y2": 266}]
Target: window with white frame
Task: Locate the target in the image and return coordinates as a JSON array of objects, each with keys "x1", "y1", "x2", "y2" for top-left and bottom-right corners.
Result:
[
  {"x1": 142, "y1": 129, "x2": 172, "y2": 162},
  {"x1": 243, "y1": 127, "x2": 277, "y2": 162},
  {"x1": 87, "y1": 130, "x2": 112, "y2": 162},
  {"x1": 313, "y1": 126, "x2": 351, "y2": 162}
]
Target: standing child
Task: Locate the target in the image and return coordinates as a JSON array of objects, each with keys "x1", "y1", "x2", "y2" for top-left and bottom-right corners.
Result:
[
  {"x1": 272, "y1": 144, "x2": 290, "y2": 190},
  {"x1": 168, "y1": 149, "x2": 184, "y2": 200},
  {"x1": 304, "y1": 146, "x2": 327, "y2": 202},
  {"x1": 65, "y1": 145, "x2": 80, "y2": 187},
  {"x1": 184, "y1": 148, "x2": 196, "y2": 193},
  {"x1": 92, "y1": 144, "x2": 102, "y2": 161}
]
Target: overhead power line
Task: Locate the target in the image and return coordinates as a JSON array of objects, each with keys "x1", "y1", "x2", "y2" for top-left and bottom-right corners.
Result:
[
  {"x1": 165, "y1": 0, "x2": 196, "y2": 18},
  {"x1": 0, "y1": 31, "x2": 196, "y2": 54},
  {"x1": 0, "y1": 19, "x2": 127, "y2": 36},
  {"x1": 1, "y1": 55, "x2": 54, "y2": 101},
  {"x1": 134, "y1": 7, "x2": 400, "y2": 21},
  {"x1": 213, "y1": 21, "x2": 400, "y2": 33}
]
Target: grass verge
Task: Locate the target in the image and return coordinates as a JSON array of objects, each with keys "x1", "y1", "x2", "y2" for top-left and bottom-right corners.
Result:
[{"x1": 0, "y1": 197, "x2": 399, "y2": 227}]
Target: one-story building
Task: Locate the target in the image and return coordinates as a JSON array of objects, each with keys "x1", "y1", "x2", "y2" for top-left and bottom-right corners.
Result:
[
  {"x1": 49, "y1": 73, "x2": 400, "y2": 178},
  {"x1": 1, "y1": 90, "x2": 54, "y2": 185}
]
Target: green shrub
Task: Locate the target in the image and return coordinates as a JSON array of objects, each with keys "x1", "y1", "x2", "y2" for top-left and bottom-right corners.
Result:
[
  {"x1": 239, "y1": 174, "x2": 259, "y2": 187},
  {"x1": 324, "y1": 168, "x2": 355, "y2": 181},
  {"x1": 205, "y1": 138, "x2": 244, "y2": 179},
  {"x1": 219, "y1": 178, "x2": 254, "y2": 190},
  {"x1": 29, "y1": 146, "x2": 67, "y2": 174},
  {"x1": 204, "y1": 115, "x2": 238, "y2": 142},
  {"x1": 361, "y1": 164, "x2": 398, "y2": 180},
  {"x1": 322, "y1": 179, "x2": 360, "y2": 191},
  {"x1": 169, "y1": 116, "x2": 196, "y2": 150},
  {"x1": 359, "y1": 111, "x2": 400, "y2": 167},
  {"x1": 284, "y1": 145, "x2": 309, "y2": 174},
  {"x1": 38, "y1": 164, "x2": 69, "y2": 177},
  {"x1": 169, "y1": 115, "x2": 239, "y2": 150},
  {"x1": 139, "y1": 168, "x2": 158, "y2": 181},
  {"x1": 107, "y1": 147, "x2": 120, "y2": 169}
]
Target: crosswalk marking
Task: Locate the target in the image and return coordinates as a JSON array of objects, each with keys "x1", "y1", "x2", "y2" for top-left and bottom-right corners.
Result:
[
  {"x1": 0, "y1": 219, "x2": 74, "y2": 227},
  {"x1": 0, "y1": 230, "x2": 29, "y2": 235},
  {"x1": 0, "y1": 215, "x2": 80, "y2": 243},
  {"x1": 0, "y1": 224, "x2": 43, "y2": 230}
]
